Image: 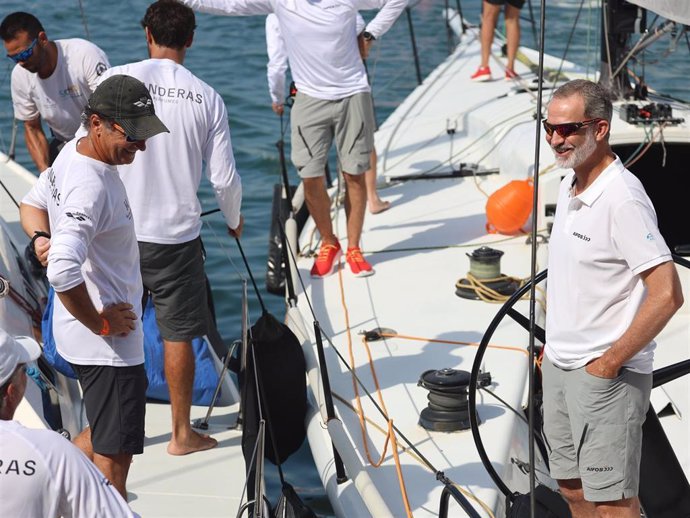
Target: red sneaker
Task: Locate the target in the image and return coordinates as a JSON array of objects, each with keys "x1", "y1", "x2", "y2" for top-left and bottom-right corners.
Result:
[
  {"x1": 470, "y1": 66, "x2": 491, "y2": 82},
  {"x1": 505, "y1": 68, "x2": 519, "y2": 81},
  {"x1": 310, "y1": 241, "x2": 342, "y2": 278},
  {"x1": 346, "y1": 247, "x2": 374, "y2": 277}
]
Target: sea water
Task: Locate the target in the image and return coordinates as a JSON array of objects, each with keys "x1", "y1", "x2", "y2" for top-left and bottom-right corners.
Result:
[{"x1": 1, "y1": 1, "x2": 688, "y2": 514}]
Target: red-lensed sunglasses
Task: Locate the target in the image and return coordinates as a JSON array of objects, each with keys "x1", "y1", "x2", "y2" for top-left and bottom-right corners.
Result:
[{"x1": 542, "y1": 118, "x2": 602, "y2": 138}]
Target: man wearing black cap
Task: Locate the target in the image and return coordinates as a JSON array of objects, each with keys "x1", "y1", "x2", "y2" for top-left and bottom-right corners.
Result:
[
  {"x1": 19, "y1": 74, "x2": 169, "y2": 498},
  {"x1": 0, "y1": 329, "x2": 136, "y2": 517}
]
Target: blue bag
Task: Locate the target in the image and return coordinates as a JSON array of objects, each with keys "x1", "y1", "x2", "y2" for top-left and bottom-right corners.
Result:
[{"x1": 42, "y1": 289, "x2": 220, "y2": 405}]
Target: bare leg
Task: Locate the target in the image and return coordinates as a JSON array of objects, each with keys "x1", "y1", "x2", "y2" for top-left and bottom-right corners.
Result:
[
  {"x1": 73, "y1": 428, "x2": 131, "y2": 500},
  {"x1": 73, "y1": 427, "x2": 94, "y2": 461},
  {"x1": 94, "y1": 452, "x2": 132, "y2": 500},
  {"x1": 480, "y1": 2, "x2": 502, "y2": 68},
  {"x1": 365, "y1": 151, "x2": 390, "y2": 214},
  {"x1": 165, "y1": 340, "x2": 217, "y2": 455},
  {"x1": 595, "y1": 497, "x2": 641, "y2": 518},
  {"x1": 342, "y1": 171, "x2": 367, "y2": 249},
  {"x1": 504, "y1": 4, "x2": 521, "y2": 71},
  {"x1": 303, "y1": 175, "x2": 337, "y2": 245},
  {"x1": 558, "y1": 479, "x2": 597, "y2": 518}
]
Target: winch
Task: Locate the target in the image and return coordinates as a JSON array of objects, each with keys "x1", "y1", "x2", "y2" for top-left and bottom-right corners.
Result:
[
  {"x1": 418, "y1": 368, "x2": 490, "y2": 432},
  {"x1": 455, "y1": 246, "x2": 521, "y2": 300}
]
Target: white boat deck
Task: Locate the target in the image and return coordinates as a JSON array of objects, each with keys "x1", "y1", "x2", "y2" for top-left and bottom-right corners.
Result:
[{"x1": 289, "y1": 22, "x2": 690, "y2": 518}]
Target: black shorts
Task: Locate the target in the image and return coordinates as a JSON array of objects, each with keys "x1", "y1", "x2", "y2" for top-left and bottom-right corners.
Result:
[
  {"x1": 138, "y1": 237, "x2": 210, "y2": 341},
  {"x1": 71, "y1": 363, "x2": 148, "y2": 455},
  {"x1": 486, "y1": 0, "x2": 525, "y2": 8}
]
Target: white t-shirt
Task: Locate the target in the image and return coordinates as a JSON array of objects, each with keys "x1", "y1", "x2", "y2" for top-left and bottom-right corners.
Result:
[
  {"x1": 11, "y1": 39, "x2": 109, "y2": 142},
  {"x1": 184, "y1": 0, "x2": 407, "y2": 100},
  {"x1": 22, "y1": 139, "x2": 144, "y2": 366},
  {"x1": 0, "y1": 420, "x2": 135, "y2": 517},
  {"x1": 545, "y1": 156, "x2": 672, "y2": 373},
  {"x1": 97, "y1": 59, "x2": 242, "y2": 244},
  {"x1": 265, "y1": 12, "x2": 366, "y2": 104}
]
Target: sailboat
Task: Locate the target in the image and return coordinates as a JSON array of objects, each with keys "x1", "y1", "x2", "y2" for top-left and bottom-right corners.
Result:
[{"x1": 277, "y1": 0, "x2": 690, "y2": 516}]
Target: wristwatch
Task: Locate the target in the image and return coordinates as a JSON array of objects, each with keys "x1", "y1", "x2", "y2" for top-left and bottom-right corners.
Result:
[
  {"x1": 29, "y1": 230, "x2": 51, "y2": 255},
  {"x1": 362, "y1": 31, "x2": 376, "y2": 41}
]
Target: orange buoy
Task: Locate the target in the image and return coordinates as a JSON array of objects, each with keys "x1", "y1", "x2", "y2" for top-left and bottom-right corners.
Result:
[{"x1": 485, "y1": 178, "x2": 533, "y2": 235}]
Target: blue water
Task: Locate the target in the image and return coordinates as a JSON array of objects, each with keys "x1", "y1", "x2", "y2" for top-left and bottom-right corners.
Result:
[{"x1": 1, "y1": 1, "x2": 688, "y2": 514}]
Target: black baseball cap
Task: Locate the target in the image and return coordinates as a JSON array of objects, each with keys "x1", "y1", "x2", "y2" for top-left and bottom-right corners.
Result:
[{"x1": 87, "y1": 74, "x2": 169, "y2": 141}]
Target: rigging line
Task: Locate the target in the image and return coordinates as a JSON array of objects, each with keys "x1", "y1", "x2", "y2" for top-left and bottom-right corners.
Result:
[
  {"x1": 76, "y1": 0, "x2": 91, "y2": 40},
  {"x1": 202, "y1": 219, "x2": 246, "y2": 281},
  {"x1": 335, "y1": 265, "x2": 414, "y2": 517},
  {"x1": 378, "y1": 331, "x2": 530, "y2": 357},
  {"x1": 361, "y1": 228, "x2": 550, "y2": 255},
  {"x1": 602, "y1": 1, "x2": 614, "y2": 84},
  {"x1": 0, "y1": 179, "x2": 21, "y2": 209},
  {"x1": 526, "y1": 0, "x2": 549, "y2": 514},
  {"x1": 280, "y1": 232, "x2": 444, "y2": 476},
  {"x1": 332, "y1": 390, "x2": 497, "y2": 518}
]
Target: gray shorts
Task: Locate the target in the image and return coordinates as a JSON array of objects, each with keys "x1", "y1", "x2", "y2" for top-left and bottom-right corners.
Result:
[
  {"x1": 542, "y1": 355, "x2": 651, "y2": 502},
  {"x1": 290, "y1": 91, "x2": 374, "y2": 178},
  {"x1": 138, "y1": 238, "x2": 209, "y2": 341},
  {"x1": 71, "y1": 363, "x2": 148, "y2": 455}
]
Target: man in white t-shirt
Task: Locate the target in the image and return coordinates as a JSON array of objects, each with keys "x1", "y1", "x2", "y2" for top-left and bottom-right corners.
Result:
[
  {"x1": 183, "y1": 0, "x2": 406, "y2": 278},
  {"x1": 94, "y1": 0, "x2": 243, "y2": 456},
  {"x1": 542, "y1": 79, "x2": 683, "y2": 518},
  {"x1": 0, "y1": 329, "x2": 136, "y2": 518},
  {"x1": 265, "y1": 13, "x2": 390, "y2": 216},
  {"x1": 19, "y1": 74, "x2": 169, "y2": 499},
  {"x1": 1, "y1": 11, "x2": 109, "y2": 172}
]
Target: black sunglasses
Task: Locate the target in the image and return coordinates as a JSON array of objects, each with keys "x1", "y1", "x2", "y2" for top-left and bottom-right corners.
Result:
[{"x1": 542, "y1": 118, "x2": 602, "y2": 138}]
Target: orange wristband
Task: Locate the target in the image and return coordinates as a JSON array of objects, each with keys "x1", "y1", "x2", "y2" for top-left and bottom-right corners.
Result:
[{"x1": 98, "y1": 316, "x2": 110, "y2": 336}]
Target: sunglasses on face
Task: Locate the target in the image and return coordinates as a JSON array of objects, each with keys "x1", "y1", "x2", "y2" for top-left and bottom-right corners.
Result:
[
  {"x1": 112, "y1": 122, "x2": 139, "y2": 143},
  {"x1": 542, "y1": 118, "x2": 602, "y2": 138},
  {"x1": 7, "y1": 38, "x2": 38, "y2": 63}
]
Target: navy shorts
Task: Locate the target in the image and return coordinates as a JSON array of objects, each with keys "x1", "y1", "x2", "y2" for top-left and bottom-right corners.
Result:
[{"x1": 71, "y1": 363, "x2": 148, "y2": 455}]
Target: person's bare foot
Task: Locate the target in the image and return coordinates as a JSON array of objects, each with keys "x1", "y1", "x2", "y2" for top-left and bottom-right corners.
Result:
[
  {"x1": 368, "y1": 198, "x2": 391, "y2": 214},
  {"x1": 167, "y1": 430, "x2": 218, "y2": 456}
]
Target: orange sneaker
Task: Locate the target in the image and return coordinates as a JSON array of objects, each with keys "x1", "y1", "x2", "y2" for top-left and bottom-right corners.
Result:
[
  {"x1": 470, "y1": 66, "x2": 491, "y2": 82},
  {"x1": 505, "y1": 68, "x2": 519, "y2": 81},
  {"x1": 346, "y1": 247, "x2": 374, "y2": 277},
  {"x1": 310, "y1": 241, "x2": 342, "y2": 278}
]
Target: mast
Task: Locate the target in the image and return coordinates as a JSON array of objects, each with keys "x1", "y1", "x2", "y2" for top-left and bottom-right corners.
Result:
[{"x1": 600, "y1": 0, "x2": 646, "y2": 99}]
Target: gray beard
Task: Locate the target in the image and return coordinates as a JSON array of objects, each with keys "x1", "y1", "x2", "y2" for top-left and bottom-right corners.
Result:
[{"x1": 553, "y1": 129, "x2": 597, "y2": 170}]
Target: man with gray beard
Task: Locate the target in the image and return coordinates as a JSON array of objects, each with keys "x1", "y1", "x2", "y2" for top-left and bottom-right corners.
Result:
[{"x1": 541, "y1": 79, "x2": 683, "y2": 518}]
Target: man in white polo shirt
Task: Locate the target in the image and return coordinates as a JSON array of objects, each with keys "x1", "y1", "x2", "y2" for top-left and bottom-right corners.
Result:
[
  {"x1": 1, "y1": 11, "x2": 109, "y2": 171},
  {"x1": 183, "y1": 0, "x2": 406, "y2": 278},
  {"x1": 541, "y1": 79, "x2": 683, "y2": 518}
]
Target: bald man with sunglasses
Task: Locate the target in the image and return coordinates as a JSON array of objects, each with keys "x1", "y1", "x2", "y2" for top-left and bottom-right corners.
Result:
[
  {"x1": 0, "y1": 12, "x2": 109, "y2": 172},
  {"x1": 541, "y1": 79, "x2": 683, "y2": 518}
]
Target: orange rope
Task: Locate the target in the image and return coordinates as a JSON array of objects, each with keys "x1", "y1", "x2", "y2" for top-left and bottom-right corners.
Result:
[
  {"x1": 378, "y1": 332, "x2": 530, "y2": 357},
  {"x1": 336, "y1": 263, "x2": 413, "y2": 517}
]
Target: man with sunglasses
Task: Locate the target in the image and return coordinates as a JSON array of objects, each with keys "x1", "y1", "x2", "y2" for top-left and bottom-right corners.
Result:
[
  {"x1": 0, "y1": 329, "x2": 137, "y2": 517},
  {"x1": 541, "y1": 79, "x2": 683, "y2": 518},
  {"x1": 19, "y1": 74, "x2": 169, "y2": 500},
  {"x1": 90, "y1": 0, "x2": 243, "y2": 456},
  {"x1": 0, "y1": 12, "x2": 109, "y2": 172}
]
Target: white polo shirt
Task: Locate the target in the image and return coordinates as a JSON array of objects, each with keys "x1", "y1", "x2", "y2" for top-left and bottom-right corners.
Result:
[{"x1": 545, "y1": 156, "x2": 672, "y2": 373}]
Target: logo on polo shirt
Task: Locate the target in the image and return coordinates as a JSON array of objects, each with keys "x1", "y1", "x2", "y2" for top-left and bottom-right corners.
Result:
[
  {"x1": 572, "y1": 231, "x2": 591, "y2": 242},
  {"x1": 646, "y1": 233, "x2": 655, "y2": 241},
  {"x1": 59, "y1": 85, "x2": 82, "y2": 98}
]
